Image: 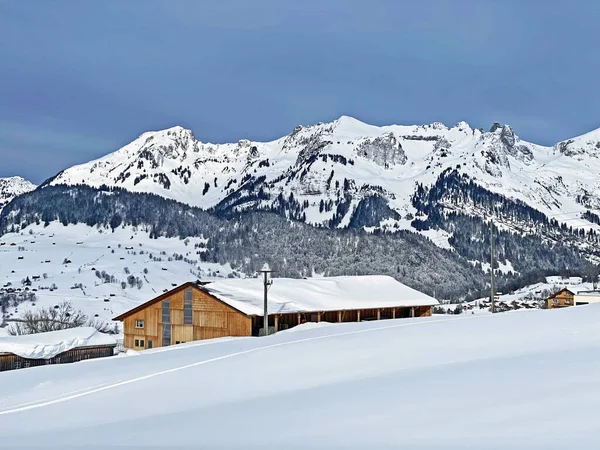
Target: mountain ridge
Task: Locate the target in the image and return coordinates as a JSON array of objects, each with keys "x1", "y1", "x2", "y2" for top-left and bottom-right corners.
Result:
[{"x1": 45, "y1": 116, "x2": 600, "y2": 235}]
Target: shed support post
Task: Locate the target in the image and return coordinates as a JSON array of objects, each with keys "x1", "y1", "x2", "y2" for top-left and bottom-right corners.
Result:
[
  {"x1": 274, "y1": 315, "x2": 279, "y2": 333},
  {"x1": 357, "y1": 310, "x2": 361, "y2": 322},
  {"x1": 377, "y1": 309, "x2": 381, "y2": 320},
  {"x1": 316, "y1": 312, "x2": 321, "y2": 323},
  {"x1": 297, "y1": 313, "x2": 301, "y2": 325},
  {"x1": 337, "y1": 311, "x2": 342, "y2": 323},
  {"x1": 411, "y1": 307, "x2": 415, "y2": 318},
  {"x1": 392, "y1": 308, "x2": 396, "y2": 319}
]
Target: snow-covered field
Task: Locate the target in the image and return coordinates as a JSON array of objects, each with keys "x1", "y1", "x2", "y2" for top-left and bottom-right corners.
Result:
[
  {"x1": 0, "y1": 223, "x2": 236, "y2": 335},
  {"x1": 1, "y1": 306, "x2": 599, "y2": 448}
]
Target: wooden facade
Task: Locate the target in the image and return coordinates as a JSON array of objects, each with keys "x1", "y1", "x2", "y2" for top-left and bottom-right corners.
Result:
[
  {"x1": 0, "y1": 345, "x2": 115, "y2": 372},
  {"x1": 115, "y1": 283, "x2": 252, "y2": 350},
  {"x1": 115, "y1": 282, "x2": 434, "y2": 350},
  {"x1": 546, "y1": 288, "x2": 575, "y2": 309}
]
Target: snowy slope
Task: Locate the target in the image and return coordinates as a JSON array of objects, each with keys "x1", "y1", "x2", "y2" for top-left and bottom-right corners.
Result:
[
  {"x1": 0, "y1": 176, "x2": 36, "y2": 212},
  {"x1": 1, "y1": 306, "x2": 600, "y2": 448},
  {"x1": 47, "y1": 117, "x2": 600, "y2": 233},
  {"x1": 0, "y1": 222, "x2": 239, "y2": 333}
]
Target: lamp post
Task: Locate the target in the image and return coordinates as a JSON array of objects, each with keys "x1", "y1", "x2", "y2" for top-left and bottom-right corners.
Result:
[{"x1": 259, "y1": 263, "x2": 276, "y2": 336}]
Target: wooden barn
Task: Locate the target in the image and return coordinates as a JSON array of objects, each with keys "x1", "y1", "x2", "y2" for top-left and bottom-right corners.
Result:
[
  {"x1": 113, "y1": 275, "x2": 439, "y2": 350},
  {"x1": 545, "y1": 288, "x2": 575, "y2": 309},
  {"x1": 0, "y1": 327, "x2": 117, "y2": 372}
]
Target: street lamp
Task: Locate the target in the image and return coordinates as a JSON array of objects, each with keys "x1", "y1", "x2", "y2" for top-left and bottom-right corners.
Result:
[{"x1": 259, "y1": 263, "x2": 276, "y2": 336}]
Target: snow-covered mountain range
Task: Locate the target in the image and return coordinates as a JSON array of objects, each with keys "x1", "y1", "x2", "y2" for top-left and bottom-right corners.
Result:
[
  {"x1": 1, "y1": 117, "x2": 599, "y2": 323},
  {"x1": 47, "y1": 116, "x2": 600, "y2": 233},
  {"x1": 0, "y1": 177, "x2": 36, "y2": 212}
]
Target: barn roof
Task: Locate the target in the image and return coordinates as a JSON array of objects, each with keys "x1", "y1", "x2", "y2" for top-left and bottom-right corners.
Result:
[
  {"x1": 0, "y1": 327, "x2": 117, "y2": 359},
  {"x1": 547, "y1": 288, "x2": 575, "y2": 298},
  {"x1": 202, "y1": 275, "x2": 438, "y2": 316},
  {"x1": 576, "y1": 290, "x2": 600, "y2": 296},
  {"x1": 113, "y1": 275, "x2": 439, "y2": 320}
]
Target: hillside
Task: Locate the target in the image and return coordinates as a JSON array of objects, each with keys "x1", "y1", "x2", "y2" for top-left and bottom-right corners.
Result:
[
  {"x1": 0, "y1": 222, "x2": 236, "y2": 333},
  {"x1": 1, "y1": 306, "x2": 600, "y2": 448},
  {"x1": 3, "y1": 185, "x2": 593, "y2": 303}
]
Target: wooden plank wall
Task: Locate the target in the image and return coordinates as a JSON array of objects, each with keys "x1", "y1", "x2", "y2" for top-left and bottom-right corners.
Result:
[
  {"x1": 547, "y1": 291, "x2": 575, "y2": 309},
  {"x1": 123, "y1": 286, "x2": 252, "y2": 349}
]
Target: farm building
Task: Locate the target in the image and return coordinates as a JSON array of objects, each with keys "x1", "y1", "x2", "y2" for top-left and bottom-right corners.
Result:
[
  {"x1": 0, "y1": 327, "x2": 117, "y2": 372},
  {"x1": 574, "y1": 291, "x2": 600, "y2": 306},
  {"x1": 545, "y1": 288, "x2": 575, "y2": 309},
  {"x1": 113, "y1": 275, "x2": 439, "y2": 350}
]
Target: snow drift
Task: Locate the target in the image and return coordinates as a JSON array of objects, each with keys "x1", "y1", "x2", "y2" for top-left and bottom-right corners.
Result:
[
  {"x1": 1, "y1": 306, "x2": 600, "y2": 448},
  {"x1": 0, "y1": 327, "x2": 116, "y2": 359}
]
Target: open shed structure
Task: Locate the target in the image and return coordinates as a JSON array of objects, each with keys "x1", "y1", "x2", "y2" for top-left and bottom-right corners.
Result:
[
  {"x1": 114, "y1": 275, "x2": 439, "y2": 350},
  {"x1": 0, "y1": 327, "x2": 117, "y2": 372}
]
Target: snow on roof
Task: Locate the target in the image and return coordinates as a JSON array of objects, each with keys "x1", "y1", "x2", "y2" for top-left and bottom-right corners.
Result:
[
  {"x1": 203, "y1": 275, "x2": 438, "y2": 316},
  {"x1": 0, "y1": 327, "x2": 117, "y2": 360},
  {"x1": 576, "y1": 291, "x2": 600, "y2": 296}
]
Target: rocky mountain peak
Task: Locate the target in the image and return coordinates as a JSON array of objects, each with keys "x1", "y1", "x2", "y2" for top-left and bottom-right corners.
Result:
[{"x1": 0, "y1": 176, "x2": 37, "y2": 211}]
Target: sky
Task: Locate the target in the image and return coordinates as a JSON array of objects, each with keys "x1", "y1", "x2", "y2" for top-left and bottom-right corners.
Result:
[{"x1": 1, "y1": 0, "x2": 600, "y2": 184}]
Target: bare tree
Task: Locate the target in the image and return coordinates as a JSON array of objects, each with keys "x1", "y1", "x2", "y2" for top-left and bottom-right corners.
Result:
[{"x1": 7, "y1": 302, "x2": 117, "y2": 335}]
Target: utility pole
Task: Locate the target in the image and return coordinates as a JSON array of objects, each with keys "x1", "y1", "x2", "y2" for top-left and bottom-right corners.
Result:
[
  {"x1": 490, "y1": 220, "x2": 496, "y2": 314},
  {"x1": 259, "y1": 263, "x2": 275, "y2": 336}
]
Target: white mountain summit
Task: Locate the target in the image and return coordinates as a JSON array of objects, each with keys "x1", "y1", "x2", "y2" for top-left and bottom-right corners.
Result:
[
  {"x1": 0, "y1": 176, "x2": 36, "y2": 212},
  {"x1": 47, "y1": 116, "x2": 600, "y2": 231}
]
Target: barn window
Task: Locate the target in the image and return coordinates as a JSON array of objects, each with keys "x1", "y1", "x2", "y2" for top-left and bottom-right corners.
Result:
[
  {"x1": 553, "y1": 299, "x2": 559, "y2": 304},
  {"x1": 184, "y1": 289, "x2": 193, "y2": 325},
  {"x1": 135, "y1": 319, "x2": 144, "y2": 328},
  {"x1": 14, "y1": 360, "x2": 21, "y2": 369},
  {"x1": 162, "y1": 324, "x2": 171, "y2": 347},
  {"x1": 162, "y1": 298, "x2": 171, "y2": 346},
  {"x1": 134, "y1": 339, "x2": 145, "y2": 348},
  {"x1": 147, "y1": 340, "x2": 153, "y2": 349},
  {"x1": 565, "y1": 300, "x2": 571, "y2": 305},
  {"x1": 162, "y1": 299, "x2": 171, "y2": 323}
]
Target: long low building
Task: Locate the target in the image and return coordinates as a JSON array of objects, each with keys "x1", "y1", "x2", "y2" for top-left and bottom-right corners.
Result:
[
  {"x1": 575, "y1": 291, "x2": 600, "y2": 306},
  {"x1": 0, "y1": 327, "x2": 117, "y2": 372},
  {"x1": 113, "y1": 275, "x2": 439, "y2": 350}
]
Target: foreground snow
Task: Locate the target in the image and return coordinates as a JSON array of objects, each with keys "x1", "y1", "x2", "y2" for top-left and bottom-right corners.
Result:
[{"x1": 1, "y1": 306, "x2": 600, "y2": 448}]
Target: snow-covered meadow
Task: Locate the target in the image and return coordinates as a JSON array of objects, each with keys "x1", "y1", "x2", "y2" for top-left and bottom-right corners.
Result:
[
  {"x1": 1, "y1": 305, "x2": 599, "y2": 448},
  {"x1": 0, "y1": 222, "x2": 236, "y2": 335}
]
